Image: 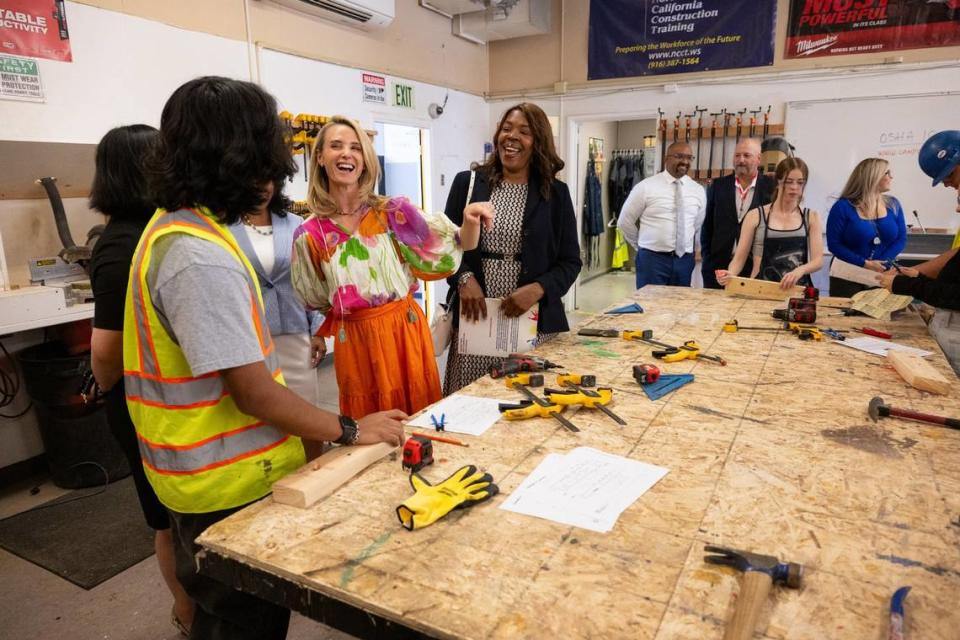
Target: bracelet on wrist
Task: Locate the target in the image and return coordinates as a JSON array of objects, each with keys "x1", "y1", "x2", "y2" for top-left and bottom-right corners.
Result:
[{"x1": 457, "y1": 272, "x2": 475, "y2": 289}]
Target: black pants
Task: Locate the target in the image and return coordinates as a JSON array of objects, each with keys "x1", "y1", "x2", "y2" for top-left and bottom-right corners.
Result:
[
  {"x1": 169, "y1": 505, "x2": 290, "y2": 640},
  {"x1": 829, "y1": 276, "x2": 871, "y2": 298}
]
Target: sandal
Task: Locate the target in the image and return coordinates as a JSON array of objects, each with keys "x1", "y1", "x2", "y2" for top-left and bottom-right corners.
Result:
[{"x1": 171, "y1": 608, "x2": 190, "y2": 637}]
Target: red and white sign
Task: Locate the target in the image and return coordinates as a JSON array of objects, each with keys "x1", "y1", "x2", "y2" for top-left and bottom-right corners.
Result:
[
  {"x1": 0, "y1": 1, "x2": 71, "y2": 62},
  {"x1": 362, "y1": 72, "x2": 386, "y2": 105},
  {"x1": 785, "y1": 0, "x2": 960, "y2": 59}
]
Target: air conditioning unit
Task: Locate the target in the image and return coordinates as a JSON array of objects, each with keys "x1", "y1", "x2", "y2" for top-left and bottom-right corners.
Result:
[
  {"x1": 270, "y1": 0, "x2": 395, "y2": 30},
  {"x1": 453, "y1": 0, "x2": 549, "y2": 44}
]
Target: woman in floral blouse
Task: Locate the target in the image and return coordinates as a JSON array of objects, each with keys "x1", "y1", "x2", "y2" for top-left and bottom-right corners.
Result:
[{"x1": 291, "y1": 115, "x2": 492, "y2": 418}]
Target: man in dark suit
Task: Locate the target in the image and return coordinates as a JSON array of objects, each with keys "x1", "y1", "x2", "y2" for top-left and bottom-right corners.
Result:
[{"x1": 701, "y1": 138, "x2": 776, "y2": 289}]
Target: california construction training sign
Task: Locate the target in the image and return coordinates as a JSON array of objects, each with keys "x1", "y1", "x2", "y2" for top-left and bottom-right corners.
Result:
[
  {"x1": 588, "y1": 0, "x2": 776, "y2": 80},
  {"x1": 785, "y1": 0, "x2": 960, "y2": 59},
  {"x1": 0, "y1": 0, "x2": 71, "y2": 62}
]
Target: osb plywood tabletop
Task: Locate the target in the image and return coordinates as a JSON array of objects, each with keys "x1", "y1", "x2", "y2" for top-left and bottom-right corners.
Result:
[{"x1": 197, "y1": 286, "x2": 960, "y2": 639}]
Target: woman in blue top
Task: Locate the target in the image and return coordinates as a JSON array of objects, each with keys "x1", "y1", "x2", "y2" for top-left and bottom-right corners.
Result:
[{"x1": 826, "y1": 158, "x2": 907, "y2": 297}]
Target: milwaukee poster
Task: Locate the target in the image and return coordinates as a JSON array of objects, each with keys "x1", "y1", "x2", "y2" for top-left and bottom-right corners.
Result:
[
  {"x1": 588, "y1": 0, "x2": 776, "y2": 80},
  {"x1": 0, "y1": 0, "x2": 71, "y2": 62},
  {"x1": 785, "y1": 0, "x2": 960, "y2": 59}
]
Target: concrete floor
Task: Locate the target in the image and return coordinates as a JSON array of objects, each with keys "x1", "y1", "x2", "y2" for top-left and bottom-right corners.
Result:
[{"x1": 0, "y1": 270, "x2": 634, "y2": 640}]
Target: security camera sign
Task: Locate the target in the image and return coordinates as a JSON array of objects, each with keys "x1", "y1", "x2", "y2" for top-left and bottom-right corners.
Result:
[{"x1": 362, "y1": 73, "x2": 386, "y2": 105}]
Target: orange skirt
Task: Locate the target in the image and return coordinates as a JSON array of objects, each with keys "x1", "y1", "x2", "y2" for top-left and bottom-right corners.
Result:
[{"x1": 318, "y1": 297, "x2": 441, "y2": 419}]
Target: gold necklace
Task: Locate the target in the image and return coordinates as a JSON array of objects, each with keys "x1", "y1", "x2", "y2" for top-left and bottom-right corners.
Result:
[{"x1": 242, "y1": 214, "x2": 273, "y2": 236}]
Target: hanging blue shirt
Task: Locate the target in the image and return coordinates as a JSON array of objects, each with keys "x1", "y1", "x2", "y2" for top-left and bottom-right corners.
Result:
[{"x1": 826, "y1": 197, "x2": 907, "y2": 267}]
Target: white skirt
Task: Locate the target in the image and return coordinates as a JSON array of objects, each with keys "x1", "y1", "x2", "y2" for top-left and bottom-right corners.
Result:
[{"x1": 275, "y1": 333, "x2": 322, "y2": 406}]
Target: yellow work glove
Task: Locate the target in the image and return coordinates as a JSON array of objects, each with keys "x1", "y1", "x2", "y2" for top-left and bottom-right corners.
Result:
[{"x1": 396, "y1": 465, "x2": 499, "y2": 531}]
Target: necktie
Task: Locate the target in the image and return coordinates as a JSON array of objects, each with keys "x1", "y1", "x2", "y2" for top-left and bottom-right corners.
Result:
[{"x1": 674, "y1": 179, "x2": 685, "y2": 257}]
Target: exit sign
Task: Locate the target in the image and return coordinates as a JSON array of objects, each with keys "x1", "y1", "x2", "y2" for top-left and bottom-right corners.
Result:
[{"x1": 392, "y1": 82, "x2": 414, "y2": 109}]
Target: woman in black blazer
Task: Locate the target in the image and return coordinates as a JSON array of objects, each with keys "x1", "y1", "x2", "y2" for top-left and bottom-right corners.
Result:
[{"x1": 443, "y1": 102, "x2": 581, "y2": 393}]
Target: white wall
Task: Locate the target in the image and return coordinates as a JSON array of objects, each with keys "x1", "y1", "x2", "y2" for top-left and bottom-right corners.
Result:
[
  {"x1": 0, "y1": 2, "x2": 250, "y2": 143},
  {"x1": 489, "y1": 62, "x2": 960, "y2": 244},
  {"x1": 0, "y1": 5, "x2": 491, "y2": 470},
  {"x1": 258, "y1": 48, "x2": 490, "y2": 219}
]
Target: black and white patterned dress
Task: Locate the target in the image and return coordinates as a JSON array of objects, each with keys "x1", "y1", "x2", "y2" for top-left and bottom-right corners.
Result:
[{"x1": 444, "y1": 182, "x2": 554, "y2": 394}]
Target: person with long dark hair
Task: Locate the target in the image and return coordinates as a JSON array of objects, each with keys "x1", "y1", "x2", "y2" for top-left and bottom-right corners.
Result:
[
  {"x1": 717, "y1": 157, "x2": 823, "y2": 290},
  {"x1": 126, "y1": 76, "x2": 405, "y2": 639},
  {"x1": 227, "y1": 180, "x2": 325, "y2": 425},
  {"x1": 88, "y1": 124, "x2": 195, "y2": 636},
  {"x1": 442, "y1": 102, "x2": 581, "y2": 394}
]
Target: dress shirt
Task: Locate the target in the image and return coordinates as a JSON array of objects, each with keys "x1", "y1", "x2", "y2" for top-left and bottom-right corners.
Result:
[
  {"x1": 735, "y1": 174, "x2": 758, "y2": 223},
  {"x1": 617, "y1": 170, "x2": 707, "y2": 254}
]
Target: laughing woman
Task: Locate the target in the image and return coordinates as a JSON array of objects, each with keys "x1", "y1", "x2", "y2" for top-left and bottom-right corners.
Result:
[
  {"x1": 443, "y1": 102, "x2": 582, "y2": 394},
  {"x1": 291, "y1": 116, "x2": 493, "y2": 418}
]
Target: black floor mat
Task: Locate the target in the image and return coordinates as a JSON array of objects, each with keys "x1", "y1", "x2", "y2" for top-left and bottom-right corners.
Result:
[{"x1": 0, "y1": 476, "x2": 155, "y2": 589}]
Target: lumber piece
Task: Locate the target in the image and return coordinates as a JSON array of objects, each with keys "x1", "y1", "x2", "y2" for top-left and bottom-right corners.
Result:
[
  {"x1": 723, "y1": 276, "x2": 804, "y2": 301},
  {"x1": 272, "y1": 442, "x2": 397, "y2": 508},
  {"x1": 829, "y1": 258, "x2": 879, "y2": 288},
  {"x1": 722, "y1": 276, "x2": 851, "y2": 307},
  {"x1": 887, "y1": 350, "x2": 951, "y2": 395}
]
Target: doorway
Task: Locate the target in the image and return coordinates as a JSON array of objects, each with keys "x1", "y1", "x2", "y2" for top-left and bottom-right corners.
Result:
[
  {"x1": 373, "y1": 122, "x2": 436, "y2": 316},
  {"x1": 569, "y1": 117, "x2": 659, "y2": 310}
]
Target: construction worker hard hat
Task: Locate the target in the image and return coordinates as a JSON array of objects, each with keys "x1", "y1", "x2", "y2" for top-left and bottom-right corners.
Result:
[{"x1": 918, "y1": 130, "x2": 960, "y2": 186}]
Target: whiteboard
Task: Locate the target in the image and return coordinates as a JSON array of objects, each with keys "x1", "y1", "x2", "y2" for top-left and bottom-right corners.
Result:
[{"x1": 786, "y1": 92, "x2": 960, "y2": 232}]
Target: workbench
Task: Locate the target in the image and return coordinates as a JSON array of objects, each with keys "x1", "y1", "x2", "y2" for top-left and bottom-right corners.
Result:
[{"x1": 197, "y1": 286, "x2": 960, "y2": 639}]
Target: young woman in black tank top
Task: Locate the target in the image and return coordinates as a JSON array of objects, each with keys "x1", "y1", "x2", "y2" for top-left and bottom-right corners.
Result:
[{"x1": 716, "y1": 157, "x2": 824, "y2": 290}]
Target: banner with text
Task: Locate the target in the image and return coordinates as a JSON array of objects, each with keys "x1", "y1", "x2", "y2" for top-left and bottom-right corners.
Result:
[
  {"x1": 588, "y1": 0, "x2": 776, "y2": 80},
  {"x1": 0, "y1": 0, "x2": 71, "y2": 62},
  {"x1": 785, "y1": 0, "x2": 960, "y2": 59}
]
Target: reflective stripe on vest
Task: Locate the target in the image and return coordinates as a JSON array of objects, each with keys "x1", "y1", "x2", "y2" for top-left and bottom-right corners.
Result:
[
  {"x1": 123, "y1": 207, "x2": 304, "y2": 511},
  {"x1": 138, "y1": 420, "x2": 287, "y2": 475},
  {"x1": 124, "y1": 365, "x2": 281, "y2": 409}
]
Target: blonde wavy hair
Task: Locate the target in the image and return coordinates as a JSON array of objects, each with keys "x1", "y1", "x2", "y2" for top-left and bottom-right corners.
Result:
[
  {"x1": 307, "y1": 115, "x2": 387, "y2": 216},
  {"x1": 839, "y1": 157, "x2": 891, "y2": 214}
]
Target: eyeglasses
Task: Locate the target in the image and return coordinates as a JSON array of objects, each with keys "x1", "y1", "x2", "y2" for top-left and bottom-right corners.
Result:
[{"x1": 669, "y1": 153, "x2": 695, "y2": 161}]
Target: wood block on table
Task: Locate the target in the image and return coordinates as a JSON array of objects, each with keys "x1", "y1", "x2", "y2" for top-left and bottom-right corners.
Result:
[
  {"x1": 272, "y1": 442, "x2": 397, "y2": 508},
  {"x1": 887, "y1": 350, "x2": 951, "y2": 395}
]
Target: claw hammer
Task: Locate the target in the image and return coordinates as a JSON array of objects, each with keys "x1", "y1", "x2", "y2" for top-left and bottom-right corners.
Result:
[{"x1": 704, "y1": 545, "x2": 803, "y2": 640}]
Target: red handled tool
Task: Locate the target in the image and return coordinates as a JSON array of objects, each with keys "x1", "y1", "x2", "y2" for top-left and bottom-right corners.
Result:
[{"x1": 852, "y1": 327, "x2": 892, "y2": 339}]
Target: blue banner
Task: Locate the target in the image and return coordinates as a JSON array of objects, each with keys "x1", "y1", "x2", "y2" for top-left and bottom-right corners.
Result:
[{"x1": 588, "y1": 0, "x2": 776, "y2": 80}]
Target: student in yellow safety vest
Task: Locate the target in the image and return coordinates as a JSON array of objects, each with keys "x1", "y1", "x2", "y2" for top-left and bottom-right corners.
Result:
[{"x1": 125, "y1": 76, "x2": 406, "y2": 640}]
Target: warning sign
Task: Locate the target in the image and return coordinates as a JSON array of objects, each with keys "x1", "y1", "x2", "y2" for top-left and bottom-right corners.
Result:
[{"x1": 362, "y1": 73, "x2": 386, "y2": 105}]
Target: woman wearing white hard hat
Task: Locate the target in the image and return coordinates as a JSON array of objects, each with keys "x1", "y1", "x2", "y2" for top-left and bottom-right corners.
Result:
[{"x1": 878, "y1": 130, "x2": 960, "y2": 374}]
